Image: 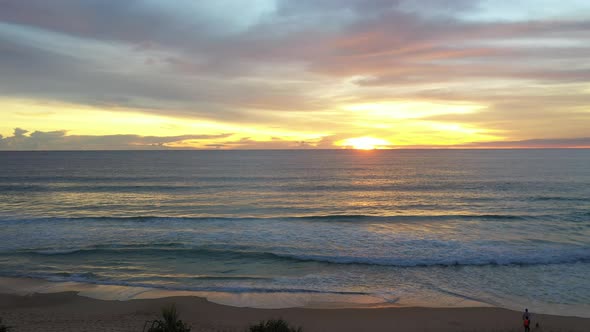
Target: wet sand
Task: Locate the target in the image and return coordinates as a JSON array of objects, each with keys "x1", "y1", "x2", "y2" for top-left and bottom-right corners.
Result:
[{"x1": 1, "y1": 283, "x2": 588, "y2": 332}]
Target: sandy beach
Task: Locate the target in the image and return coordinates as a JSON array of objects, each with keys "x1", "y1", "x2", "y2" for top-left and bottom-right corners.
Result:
[
  {"x1": 1, "y1": 279, "x2": 589, "y2": 332},
  {"x1": 2, "y1": 292, "x2": 589, "y2": 332}
]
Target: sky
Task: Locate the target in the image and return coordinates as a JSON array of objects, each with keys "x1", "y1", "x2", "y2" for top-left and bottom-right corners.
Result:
[{"x1": 1, "y1": 0, "x2": 589, "y2": 150}]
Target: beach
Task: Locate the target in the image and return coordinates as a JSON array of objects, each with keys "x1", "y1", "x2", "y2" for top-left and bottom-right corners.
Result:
[
  {"x1": 1, "y1": 277, "x2": 589, "y2": 332},
  {"x1": 2, "y1": 289, "x2": 589, "y2": 332}
]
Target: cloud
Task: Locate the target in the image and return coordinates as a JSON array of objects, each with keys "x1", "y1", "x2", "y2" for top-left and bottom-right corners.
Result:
[
  {"x1": 208, "y1": 137, "x2": 317, "y2": 150},
  {"x1": 459, "y1": 137, "x2": 590, "y2": 148},
  {"x1": 2, "y1": 127, "x2": 588, "y2": 150},
  {"x1": 1, "y1": 25, "x2": 328, "y2": 116},
  {"x1": 0, "y1": 1, "x2": 589, "y2": 147},
  {"x1": 420, "y1": 93, "x2": 590, "y2": 139},
  {"x1": 0, "y1": 126, "x2": 343, "y2": 150},
  {"x1": 13, "y1": 127, "x2": 28, "y2": 137},
  {"x1": 0, "y1": 128, "x2": 233, "y2": 150}
]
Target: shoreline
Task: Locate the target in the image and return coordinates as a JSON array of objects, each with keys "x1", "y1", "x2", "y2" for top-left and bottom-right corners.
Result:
[
  {"x1": 0, "y1": 276, "x2": 495, "y2": 310},
  {"x1": 2, "y1": 292, "x2": 590, "y2": 332},
  {"x1": 1, "y1": 277, "x2": 590, "y2": 331}
]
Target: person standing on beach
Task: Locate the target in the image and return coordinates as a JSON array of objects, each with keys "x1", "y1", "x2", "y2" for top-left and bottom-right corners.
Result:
[{"x1": 522, "y1": 308, "x2": 531, "y2": 332}]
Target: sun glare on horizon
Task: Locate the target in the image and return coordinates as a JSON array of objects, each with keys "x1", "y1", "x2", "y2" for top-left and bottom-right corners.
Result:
[{"x1": 339, "y1": 137, "x2": 391, "y2": 150}]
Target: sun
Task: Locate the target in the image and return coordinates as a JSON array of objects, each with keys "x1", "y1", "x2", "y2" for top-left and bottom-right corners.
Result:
[{"x1": 340, "y1": 136, "x2": 391, "y2": 150}]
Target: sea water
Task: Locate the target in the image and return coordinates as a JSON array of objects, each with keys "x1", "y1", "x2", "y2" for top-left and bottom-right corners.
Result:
[{"x1": 0, "y1": 150, "x2": 589, "y2": 315}]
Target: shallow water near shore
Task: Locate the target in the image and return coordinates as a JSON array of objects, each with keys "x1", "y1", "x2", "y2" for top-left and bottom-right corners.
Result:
[{"x1": 0, "y1": 150, "x2": 589, "y2": 316}]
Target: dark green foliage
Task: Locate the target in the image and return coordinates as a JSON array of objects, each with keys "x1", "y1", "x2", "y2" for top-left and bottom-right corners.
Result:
[
  {"x1": 0, "y1": 318, "x2": 11, "y2": 332},
  {"x1": 248, "y1": 319, "x2": 302, "y2": 332},
  {"x1": 143, "y1": 305, "x2": 191, "y2": 332}
]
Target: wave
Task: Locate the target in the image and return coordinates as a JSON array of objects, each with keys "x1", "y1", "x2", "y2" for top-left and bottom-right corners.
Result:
[
  {"x1": 5, "y1": 178, "x2": 589, "y2": 196},
  {"x1": 0, "y1": 213, "x2": 542, "y2": 225},
  {"x1": 37, "y1": 271, "x2": 271, "y2": 282},
  {"x1": 271, "y1": 251, "x2": 590, "y2": 267},
  {"x1": 11, "y1": 243, "x2": 590, "y2": 268},
  {"x1": 0, "y1": 271, "x2": 367, "y2": 295},
  {"x1": 529, "y1": 196, "x2": 590, "y2": 202},
  {"x1": 291, "y1": 214, "x2": 530, "y2": 221},
  {"x1": 0, "y1": 184, "x2": 232, "y2": 193}
]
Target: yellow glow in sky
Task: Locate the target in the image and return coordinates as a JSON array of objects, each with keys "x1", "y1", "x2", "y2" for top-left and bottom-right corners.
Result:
[
  {"x1": 338, "y1": 137, "x2": 391, "y2": 150},
  {"x1": 0, "y1": 97, "x2": 509, "y2": 149},
  {"x1": 0, "y1": 99, "x2": 329, "y2": 149},
  {"x1": 342, "y1": 101, "x2": 484, "y2": 120}
]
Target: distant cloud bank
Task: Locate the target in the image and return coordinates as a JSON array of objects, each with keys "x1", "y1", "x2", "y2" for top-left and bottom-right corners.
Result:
[
  {"x1": 0, "y1": 128, "x2": 233, "y2": 150},
  {"x1": 1, "y1": 128, "x2": 588, "y2": 150}
]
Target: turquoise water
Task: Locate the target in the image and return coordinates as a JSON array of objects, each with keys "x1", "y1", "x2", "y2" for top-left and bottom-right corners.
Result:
[{"x1": 0, "y1": 150, "x2": 589, "y2": 314}]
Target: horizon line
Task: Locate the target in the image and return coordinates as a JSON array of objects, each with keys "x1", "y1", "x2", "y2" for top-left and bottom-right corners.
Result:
[{"x1": 1, "y1": 147, "x2": 589, "y2": 152}]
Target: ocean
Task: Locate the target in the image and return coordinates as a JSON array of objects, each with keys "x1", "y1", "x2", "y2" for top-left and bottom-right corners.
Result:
[{"x1": 0, "y1": 150, "x2": 589, "y2": 315}]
